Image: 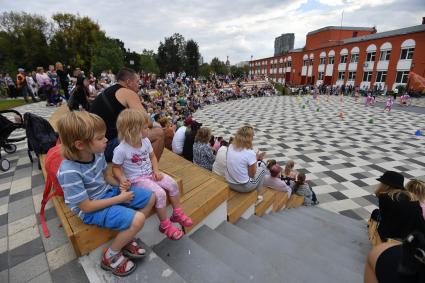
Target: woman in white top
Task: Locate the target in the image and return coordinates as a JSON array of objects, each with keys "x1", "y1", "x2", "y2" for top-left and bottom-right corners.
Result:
[
  {"x1": 225, "y1": 126, "x2": 267, "y2": 197},
  {"x1": 212, "y1": 138, "x2": 233, "y2": 176}
]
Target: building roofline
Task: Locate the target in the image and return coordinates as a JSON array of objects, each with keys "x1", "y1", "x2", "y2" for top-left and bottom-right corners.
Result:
[
  {"x1": 343, "y1": 24, "x2": 425, "y2": 44},
  {"x1": 307, "y1": 26, "x2": 375, "y2": 36}
]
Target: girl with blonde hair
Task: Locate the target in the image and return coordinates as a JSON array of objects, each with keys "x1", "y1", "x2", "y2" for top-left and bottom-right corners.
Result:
[
  {"x1": 112, "y1": 109, "x2": 192, "y2": 241},
  {"x1": 406, "y1": 179, "x2": 425, "y2": 219},
  {"x1": 225, "y1": 125, "x2": 267, "y2": 203}
]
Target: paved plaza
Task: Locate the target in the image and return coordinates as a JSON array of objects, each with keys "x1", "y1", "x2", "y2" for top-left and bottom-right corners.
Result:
[
  {"x1": 194, "y1": 95, "x2": 425, "y2": 220},
  {"x1": 0, "y1": 95, "x2": 424, "y2": 282}
]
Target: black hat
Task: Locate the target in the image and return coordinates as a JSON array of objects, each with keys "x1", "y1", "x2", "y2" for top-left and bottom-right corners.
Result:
[{"x1": 376, "y1": 171, "x2": 405, "y2": 190}]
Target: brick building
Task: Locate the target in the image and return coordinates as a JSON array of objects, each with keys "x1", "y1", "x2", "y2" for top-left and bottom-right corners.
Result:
[{"x1": 250, "y1": 20, "x2": 425, "y2": 91}]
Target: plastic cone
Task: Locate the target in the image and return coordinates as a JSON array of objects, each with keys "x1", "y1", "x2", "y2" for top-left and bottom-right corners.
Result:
[
  {"x1": 316, "y1": 108, "x2": 320, "y2": 112},
  {"x1": 415, "y1": 130, "x2": 422, "y2": 137},
  {"x1": 368, "y1": 118, "x2": 374, "y2": 124}
]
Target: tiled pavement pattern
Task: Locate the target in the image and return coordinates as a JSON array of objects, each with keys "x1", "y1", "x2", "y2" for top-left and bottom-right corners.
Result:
[
  {"x1": 0, "y1": 102, "x2": 89, "y2": 283},
  {"x1": 1, "y1": 96, "x2": 424, "y2": 282},
  {"x1": 194, "y1": 95, "x2": 425, "y2": 222}
]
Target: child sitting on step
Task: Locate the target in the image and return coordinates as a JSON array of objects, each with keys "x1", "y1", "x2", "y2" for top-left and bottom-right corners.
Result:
[
  {"x1": 281, "y1": 160, "x2": 297, "y2": 185},
  {"x1": 264, "y1": 164, "x2": 292, "y2": 197},
  {"x1": 406, "y1": 179, "x2": 425, "y2": 219},
  {"x1": 57, "y1": 111, "x2": 155, "y2": 277},
  {"x1": 290, "y1": 173, "x2": 319, "y2": 206},
  {"x1": 112, "y1": 109, "x2": 192, "y2": 241}
]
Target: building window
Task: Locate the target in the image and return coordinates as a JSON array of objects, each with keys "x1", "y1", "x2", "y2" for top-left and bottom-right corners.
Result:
[
  {"x1": 348, "y1": 71, "x2": 356, "y2": 81},
  {"x1": 328, "y1": 56, "x2": 334, "y2": 64},
  {"x1": 287, "y1": 61, "x2": 292, "y2": 67},
  {"x1": 363, "y1": 71, "x2": 372, "y2": 82},
  {"x1": 319, "y1": 57, "x2": 326, "y2": 65},
  {"x1": 353, "y1": 31, "x2": 358, "y2": 37},
  {"x1": 340, "y1": 55, "x2": 348, "y2": 64},
  {"x1": 395, "y1": 71, "x2": 409, "y2": 83},
  {"x1": 400, "y1": 48, "x2": 414, "y2": 60},
  {"x1": 303, "y1": 59, "x2": 308, "y2": 66},
  {"x1": 379, "y1": 50, "x2": 391, "y2": 61},
  {"x1": 318, "y1": 72, "x2": 324, "y2": 80},
  {"x1": 337, "y1": 71, "x2": 345, "y2": 80},
  {"x1": 366, "y1": 52, "x2": 376, "y2": 62},
  {"x1": 350, "y1": 54, "x2": 359, "y2": 63},
  {"x1": 376, "y1": 71, "x2": 387, "y2": 82}
]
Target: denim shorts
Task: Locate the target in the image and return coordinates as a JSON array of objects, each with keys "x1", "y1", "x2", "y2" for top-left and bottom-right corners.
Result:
[{"x1": 83, "y1": 187, "x2": 152, "y2": 231}]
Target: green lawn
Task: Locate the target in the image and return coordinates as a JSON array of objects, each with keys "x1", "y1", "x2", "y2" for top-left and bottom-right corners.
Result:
[{"x1": 0, "y1": 99, "x2": 28, "y2": 111}]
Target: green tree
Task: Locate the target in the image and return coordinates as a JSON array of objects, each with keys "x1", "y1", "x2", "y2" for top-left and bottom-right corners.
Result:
[
  {"x1": 157, "y1": 33, "x2": 186, "y2": 76},
  {"x1": 210, "y1": 57, "x2": 227, "y2": 75},
  {"x1": 0, "y1": 11, "x2": 51, "y2": 73},
  {"x1": 185, "y1": 39, "x2": 200, "y2": 77},
  {"x1": 50, "y1": 13, "x2": 102, "y2": 72},
  {"x1": 199, "y1": 63, "x2": 212, "y2": 79},
  {"x1": 91, "y1": 36, "x2": 124, "y2": 76},
  {"x1": 140, "y1": 49, "x2": 159, "y2": 74}
]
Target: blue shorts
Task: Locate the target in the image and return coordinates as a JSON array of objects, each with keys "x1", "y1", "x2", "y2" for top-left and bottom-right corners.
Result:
[{"x1": 83, "y1": 187, "x2": 152, "y2": 231}]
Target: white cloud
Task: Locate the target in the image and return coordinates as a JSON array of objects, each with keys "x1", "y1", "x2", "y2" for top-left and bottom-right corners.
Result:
[{"x1": 2, "y1": 0, "x2": 424, "y2": 64}]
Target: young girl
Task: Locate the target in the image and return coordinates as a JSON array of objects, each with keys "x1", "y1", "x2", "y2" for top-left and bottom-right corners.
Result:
[
  {"x1": 384, "y1": 96, "x2": 394, "y2": 112},
  {"x1": 112, "y1": 109, "x2": 192, "y2": 241},
  {"x1": 406, "y1": 179, "x2": 425, "y2": 219},
  {"x1": 282, "y1": 160, "x2": 297, "y2": 185},
  {"x1": 290, "y1": 173, "x2": 318, "y2": 206}
]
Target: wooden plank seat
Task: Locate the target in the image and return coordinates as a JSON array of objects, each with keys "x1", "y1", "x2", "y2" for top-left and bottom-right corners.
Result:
[
  {"x1": 286, "y1": 194, "x2": 305, "y2": 208},
  {"x1": 227, "y1": 189, "x2": 257, "y2": 224},
  {"x1": 272, "y1": 190, "x2": 289, "y2": 212},
  {"x1": 255, "y1": 187, "x2": 277, "y2": 216},
  {"x1": 44, "y1": 106, "x2": 229, "y2": 256}
]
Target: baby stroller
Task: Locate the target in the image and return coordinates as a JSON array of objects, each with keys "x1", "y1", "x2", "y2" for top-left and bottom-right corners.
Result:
[{"x1": 0, "y1": 110, "x2": 26, "y2": 171}]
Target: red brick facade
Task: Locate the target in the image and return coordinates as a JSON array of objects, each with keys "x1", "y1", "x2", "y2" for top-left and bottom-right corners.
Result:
[{"x1": 250, "y1": 24, "x2": 425, "y2": 91}]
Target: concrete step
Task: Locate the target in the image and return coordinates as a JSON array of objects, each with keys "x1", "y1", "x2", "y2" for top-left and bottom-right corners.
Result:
[
  {"x1": 295, "y1": 206, "x2": 366, "y2": 228},
  {"x1": 153, "y1": 236, "x2": 246, "y2": 283},
  {"x1": 79, "y1": 239, "x2": 186, "y2": 283},
  {"x1": 279, "y1": 207, "x2": 366, "y2": 236},
  {"x1": 215, "y1": 221, "x2": 333, "y2": 283},
  {"x1": 268, "y1": 210, "x2": 369, "y2": 249},
  {"x1": 235, "y1": 218, "x2": 363, "y2": 283},
  {"x1": 190, "y1": 225, "x2": 281, "y2": 283},
  {"x1": 251, "y1": 214, "x2": 366, "y2": 274},
  {"x1": 265, "y1": 212, "x2": 369, "y2": 254}
]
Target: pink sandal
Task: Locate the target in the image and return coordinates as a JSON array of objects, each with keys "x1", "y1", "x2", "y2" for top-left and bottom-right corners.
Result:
[
  {"x1": 170, "y1": 208, "x2": 193, "y2": 227},
  {"x1": 159, "y1": 219, "x2": 184, "y2": 240}
]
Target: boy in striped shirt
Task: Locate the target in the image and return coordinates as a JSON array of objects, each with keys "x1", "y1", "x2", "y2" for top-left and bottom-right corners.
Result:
[{"x1": 57, "y1": 111, "x2": 155, "y2": 277}]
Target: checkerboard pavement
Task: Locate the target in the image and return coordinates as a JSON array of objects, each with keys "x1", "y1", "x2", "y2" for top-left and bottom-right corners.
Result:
[
  {"x1": 193, "y1": 95, "x2": 425, "y2": 222},
  {"x1": 0, "y1": 102, "x2": 88, "y2": 283},
  {"x1": 1, "y1": 96, "x2": 424, "y2": 282}
]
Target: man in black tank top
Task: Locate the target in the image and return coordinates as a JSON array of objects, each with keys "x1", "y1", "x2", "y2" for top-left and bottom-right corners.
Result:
[{"x1": 90, "y1": 67, "x2": 164, "y2": 162}]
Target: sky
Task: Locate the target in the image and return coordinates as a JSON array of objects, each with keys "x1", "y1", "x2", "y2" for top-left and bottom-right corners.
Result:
[{"x1": 2, "y1": 0, "x2": 425, "y2": 64}]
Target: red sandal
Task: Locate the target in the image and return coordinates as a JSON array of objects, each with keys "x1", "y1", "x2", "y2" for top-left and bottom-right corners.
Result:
[
  {"x1": 122, "y1": 239, "x2": 146, "y2": 259},
  {"x1": 159, "y1": 219, "x2": 184, "y2": 240},
  {"x1": 170, "y1": 208, "x2": 193, "y2": 227},
  {"x1": 101, "y1": 250, "x2": 136, "y2": 277}
]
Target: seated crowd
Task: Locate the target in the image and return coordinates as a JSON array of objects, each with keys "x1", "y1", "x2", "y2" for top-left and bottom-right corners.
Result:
[{"x1": 42, "y1": 66, "x2": 424, "y2": 280}]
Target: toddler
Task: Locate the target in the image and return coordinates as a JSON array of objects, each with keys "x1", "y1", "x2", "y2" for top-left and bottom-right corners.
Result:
[
  {"x1": 290, "y1": 173, "x2": 318, "y2": 206},
  {"x1": 112, "y1": 109, "x2": 192, "y2": 241}
]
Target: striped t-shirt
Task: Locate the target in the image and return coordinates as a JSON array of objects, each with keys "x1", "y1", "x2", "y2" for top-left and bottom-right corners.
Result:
[{"x1": 57, "y1": 154, "x2": 111, "y2": 219}]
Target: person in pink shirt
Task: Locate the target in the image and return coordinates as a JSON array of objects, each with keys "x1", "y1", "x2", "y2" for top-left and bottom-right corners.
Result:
[{"x1": 264, "y1": 164, "x2": 292, "y2": 197}]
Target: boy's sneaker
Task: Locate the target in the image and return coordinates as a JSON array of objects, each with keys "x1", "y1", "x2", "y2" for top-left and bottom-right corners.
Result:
[{"x1": 101, "y1": 250, "x2": 136, "y2": 277}]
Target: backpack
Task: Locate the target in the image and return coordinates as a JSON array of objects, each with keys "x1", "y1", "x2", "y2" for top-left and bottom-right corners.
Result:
[
  {"x1": 23, "y1": 112, "x2": 58, "y2": 167},
  {"x1": 40, "y1": 144, "x2": 64, "y2": 238}
]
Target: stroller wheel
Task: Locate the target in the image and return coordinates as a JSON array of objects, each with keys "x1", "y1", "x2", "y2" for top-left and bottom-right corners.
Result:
[
  {"x1": 0, "y1": 159, "x2": 10, "y2": 172},
  {"x1": 4, "y1": 144, "x2": 17, "y2": 154}
]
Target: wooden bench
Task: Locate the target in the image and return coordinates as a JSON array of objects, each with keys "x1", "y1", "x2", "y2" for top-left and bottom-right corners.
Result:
[
  {"x1": 44, "y1": 107, "x2": 229, "y2": 256},
  {"x1": 272, "y1": 191, "x2": 289, "y2": 212},
  {"x1": 255, "y1": 187, "x2": 276, "y2": 216},
  {"x1": 227, "y1": 189, "x2": 257, "y2": 223},
  {"x1": 286, "y1": 194, "x2": 305, "y2": 208}
]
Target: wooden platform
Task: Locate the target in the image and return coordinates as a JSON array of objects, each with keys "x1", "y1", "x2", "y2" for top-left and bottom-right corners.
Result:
[{"x1": 286, "y1": 194, "x2": 305, "y2": 208}]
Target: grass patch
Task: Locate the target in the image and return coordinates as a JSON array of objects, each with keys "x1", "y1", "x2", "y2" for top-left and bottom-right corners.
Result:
[{"x1": 0, "y1": 99, "x2": 28, "y2": 111}]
